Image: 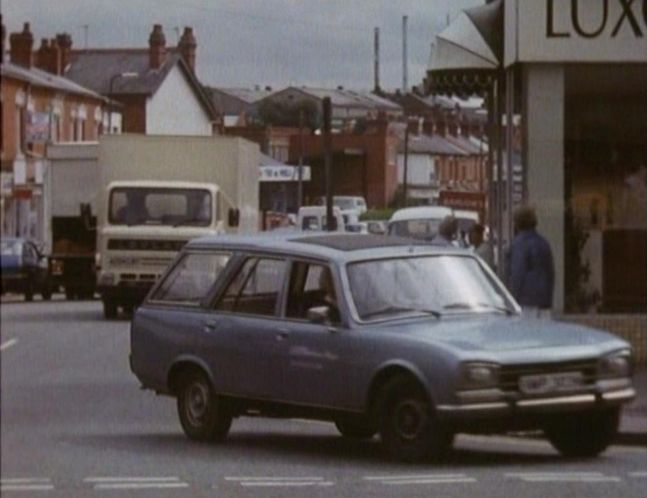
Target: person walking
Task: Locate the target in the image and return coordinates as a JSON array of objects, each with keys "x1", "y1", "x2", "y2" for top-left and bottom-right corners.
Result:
[
  {"x1": 469, "y1": 223, "x2": 495, "y2": 270},
  {"x1": 431, "y1": 215, "x2": 458, "y2": 247},
  {"x1": 506, "y1": 206, "x2": 554, "y2": 318}
]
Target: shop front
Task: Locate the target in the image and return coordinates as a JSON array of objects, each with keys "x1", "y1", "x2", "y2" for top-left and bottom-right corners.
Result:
[{"x1": 427, "y1": 0, "x2": 647, "y2": 359}]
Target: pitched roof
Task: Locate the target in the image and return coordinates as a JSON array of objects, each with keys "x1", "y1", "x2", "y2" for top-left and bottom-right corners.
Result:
[
  {"x1": 397, "y1": 132, "x2": 469, "y2": 156},
  {"x1": 64, "y1": 49, "x2": 217, "y2": 119},
  {"x1": 207, "y1": 87, "x2": 275, "y2": 104},
  {"x1": 1, "y1": 61, "x2": 108, "y2": 102},
  {"x1": 277, "y1": 86, "x2": 403, "y2": 112}
]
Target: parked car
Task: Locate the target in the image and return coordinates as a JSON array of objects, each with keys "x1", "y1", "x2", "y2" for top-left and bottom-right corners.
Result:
[
  {"x1": 1, "y1": 237, "x2": 52, "y2": 301},
  {"x1": 130, "y1": 233, "x2": 635, "y2": 462},
  {"x1": 316, "y1": 196, "x2": 368, "y2": 215},
  {"x1": 345, "y1": 222, "x2": 369, "y2": 233},
  {"x1": 366, "y1": 219, "x2": 387, "y2": 235},
  {"x1": 387, "y1": 206, "x2": 453, "y2": 241},
  {"x1": 297, "y1": 206, "x2": 345, "y2": 231}
]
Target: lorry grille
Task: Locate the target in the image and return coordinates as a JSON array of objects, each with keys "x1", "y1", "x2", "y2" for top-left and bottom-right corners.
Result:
[
  {"x1": 107, "y1": 239, "x2": 187, "y2": 251},
  {"x1": 499, "y1": 359, "x2": 599, "y2": 393}
]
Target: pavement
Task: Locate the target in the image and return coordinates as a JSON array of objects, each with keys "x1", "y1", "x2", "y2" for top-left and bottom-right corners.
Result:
[{"x1": 618, "y1": 365, "x2": 647, "y2": 445}]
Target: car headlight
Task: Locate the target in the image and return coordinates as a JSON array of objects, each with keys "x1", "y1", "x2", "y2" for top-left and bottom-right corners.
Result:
[
  {"x1": 598, "y1": 350, "x2": 632, "y2": 378},
  {"x1": 458, "y1": 362, "x2": 500, "y2": 390}
]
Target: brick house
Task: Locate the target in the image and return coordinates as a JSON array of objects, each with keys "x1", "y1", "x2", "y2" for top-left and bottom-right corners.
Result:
[
  {"x1": 205, "y1": 86, "x2": 274, "y2": 127},
  {"x1": 1, "y1": 22, "x2": 112, "y2": 239},
  {"x1": 62, "y1": 25, "x2": 218, "y2": 135}
]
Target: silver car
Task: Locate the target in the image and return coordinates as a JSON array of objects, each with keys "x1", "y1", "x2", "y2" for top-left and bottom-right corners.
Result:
[{"x1": 130, "y1": 233, "x2": 635, "y2": 462}]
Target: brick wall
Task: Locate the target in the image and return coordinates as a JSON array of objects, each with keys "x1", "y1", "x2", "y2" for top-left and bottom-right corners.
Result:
[{"x1": 560, "y1": 314, "x2": 647, "y2": 365}]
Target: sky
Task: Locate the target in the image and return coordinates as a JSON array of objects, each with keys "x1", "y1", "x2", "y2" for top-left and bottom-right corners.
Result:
[{"x1": 2, "y1": 0, "x2": 482, "y2": 90}]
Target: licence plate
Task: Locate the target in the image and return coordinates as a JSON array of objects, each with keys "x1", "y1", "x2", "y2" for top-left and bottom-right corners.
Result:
[{"x1": 518, "y1": 372, "x2": 584, "y2": 395}]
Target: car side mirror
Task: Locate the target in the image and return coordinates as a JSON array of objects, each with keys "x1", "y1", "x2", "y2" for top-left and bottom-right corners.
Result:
[
  {"x1": 306, "y1": 306, "x2": 331, "y2": 324},
  {"x1": 228, "y1": 208, "x2": 240, "y2": 227}
]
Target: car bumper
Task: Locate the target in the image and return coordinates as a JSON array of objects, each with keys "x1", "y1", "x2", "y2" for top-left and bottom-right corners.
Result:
[
  {"x1": 98, "y1": 281, "x2": 154, "y2": 303},
  {"x1": 436, "y1": 378, "x2": 636, "y2": 419}
]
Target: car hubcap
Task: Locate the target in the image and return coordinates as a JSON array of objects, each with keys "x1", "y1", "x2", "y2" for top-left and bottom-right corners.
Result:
[
  {"x1": 186, "y1": 382, "x2": 209, "y2": 425},
  {"x1": 394, "y1": 400, "x2": 425, "y2": 440}
]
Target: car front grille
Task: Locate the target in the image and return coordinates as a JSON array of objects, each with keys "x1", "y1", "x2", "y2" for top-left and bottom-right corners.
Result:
[{"x1": 499, "y1": 358, "x2": 599, "y2": 393}]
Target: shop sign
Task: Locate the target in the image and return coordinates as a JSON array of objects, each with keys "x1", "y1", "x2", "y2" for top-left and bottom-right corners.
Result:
[
  {"x1": 26, "y1": 112, "x2": 50, "y2": 144},
  {"x1": 505, "y1": 0, "x2": 647, "y2": 65},
  {"x1": 439, "y1": 191, "x2": 486, "y2": 212},
  {"x1": 259, "y1": 165, "x2": 311, "y2": 182},
  {"x1": 13, "y1": 186, "x2": 33, "y2": 200}
]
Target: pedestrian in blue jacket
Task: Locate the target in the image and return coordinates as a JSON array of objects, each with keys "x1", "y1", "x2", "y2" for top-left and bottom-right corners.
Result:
[{"x1": 506, "y1": 206, "x2": 554, "y2": 318}]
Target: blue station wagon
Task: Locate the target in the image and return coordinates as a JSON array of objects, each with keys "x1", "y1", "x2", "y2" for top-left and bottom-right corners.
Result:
[{"x1": 130, "y1": 233, "x2": 635, "y2": 462}]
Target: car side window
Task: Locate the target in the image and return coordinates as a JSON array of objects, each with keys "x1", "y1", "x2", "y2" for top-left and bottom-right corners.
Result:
[
  {"x1": 151, "y1": 251, "x2": 231, "y2": 305},
  {"x1": 286, "y1": 262, "x2": 340, "y2": 323},
  {"x1": 215, "y1": 257, "x2": 286, "y2": 316}
]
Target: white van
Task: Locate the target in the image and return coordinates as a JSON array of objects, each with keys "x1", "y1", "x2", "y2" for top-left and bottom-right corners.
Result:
[
  {"x1": 316, "y1": 196, "x2": 368, "y2": 215},
  {"x1": 297, "y1": 206, "x2": 345, "y2": 231},
  {"x1": 387, "y1": 206, "x2": 453, "y2": 240}
]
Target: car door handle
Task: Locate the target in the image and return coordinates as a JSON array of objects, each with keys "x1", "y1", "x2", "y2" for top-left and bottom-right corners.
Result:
[
  {"x1": 275, "y1": 328, "x2": 290, "y2": 341},
  {"x1": 203, "y1": 320, "x2": 219, "y2": 333}
]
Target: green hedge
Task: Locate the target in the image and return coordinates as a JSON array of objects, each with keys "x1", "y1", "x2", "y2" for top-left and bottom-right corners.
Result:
[{"x1": 360, "y1": 209, "x2": 396, "y2": 221}]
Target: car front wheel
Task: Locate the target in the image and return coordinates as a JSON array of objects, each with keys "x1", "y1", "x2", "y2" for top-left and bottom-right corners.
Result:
[
  {"x1": 177, "y1": 371, "x2": 232, "y2": 442},
  {"x1": 378, "y1": 375, "x2": 453, "y2": 462},
  {"x1": 544, "y1": 408, "x2": 619, "y2": 457}
]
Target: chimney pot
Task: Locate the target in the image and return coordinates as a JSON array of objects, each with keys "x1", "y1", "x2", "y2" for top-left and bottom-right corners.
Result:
[
  {"x1": 9, "y1": 22, "x2": 34, "y2": 68},
  {"x1": 36, "y1": 36, "x2": 62, "y2": 75},
  {"x1": 178, "y1": 26, "x2": 196, "y2": 72},
  {"x1": 149, "y1": 24, "x2": 166, "y2": 70}
]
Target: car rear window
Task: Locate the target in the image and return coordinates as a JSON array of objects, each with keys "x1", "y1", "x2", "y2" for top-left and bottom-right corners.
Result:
[{"x1": 151, "y1": 251, "x2": 231, "y2": 305}]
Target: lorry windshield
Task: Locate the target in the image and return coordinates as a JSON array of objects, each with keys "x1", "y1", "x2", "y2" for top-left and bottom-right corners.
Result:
[
  {"x1": 347, "y1": 255, "x2": 514, "y2": 321},
  {"x1": 109, "y1": 188, "x2": 212, "y2": 227}
]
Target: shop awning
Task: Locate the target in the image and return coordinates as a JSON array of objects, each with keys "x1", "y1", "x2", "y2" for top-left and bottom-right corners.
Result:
[{"x1": 425, "y1": 0, "x2": 502, "y2": 94}]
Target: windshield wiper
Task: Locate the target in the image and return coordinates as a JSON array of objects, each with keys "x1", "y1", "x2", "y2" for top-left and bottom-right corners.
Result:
[
  {"x1": 443, "y1": 301, "x2": 513, "y2": 315},
  {"x1": 362, "y1": 305, "x2": 441, "y2": 320}
]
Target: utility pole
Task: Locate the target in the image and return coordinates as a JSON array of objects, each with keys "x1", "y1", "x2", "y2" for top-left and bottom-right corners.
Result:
[
  {"x1": 374, "y1": 27, "x2": 380, "y2": 93},
  {"x1": 323, "y1": 97, "x2": 333, "y2": 231},
  {"x1": 297, "y1": 106, "x2": 304, "y2": 209},
  {"x1": 403, "y1": 119, "x2": 410, "y2": 206},
  {"x1": 81, "y1": 24, "x2": 89, "y2": 49},
  {"x1": 402, "y1": 16, "x2": 408, "y2": 94}
]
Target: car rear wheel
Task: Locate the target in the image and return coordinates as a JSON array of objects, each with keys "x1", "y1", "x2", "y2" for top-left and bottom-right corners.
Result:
[
  {"x1": 544, "y1": 408, "x2": 619, "y2": 458},
  {"x1": 334, "y1": 416, "x2": 376, "y2": 440},
  {"x1": 378, "y1": 375, "x2": 453, "y2": 462},
  {"x1": 177, "y1": 371, "x2": 232, "y2": 442}
]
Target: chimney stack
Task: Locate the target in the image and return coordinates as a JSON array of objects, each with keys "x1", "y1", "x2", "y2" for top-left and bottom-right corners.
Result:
[
  {"x1": 1, "y1": 23, "x2": 5, "y2": 64},
  {"x1": 9, "y1": 22, "x2": 34, "y2": 68},
  {"x1": 36, "y1": 38, "x2": 62, "y2": 75},
  {"x1": 55, "y1": 33, "x2": 72, "y2": 72},
  {"x1": 178, "y1": 26, "x2": 196, "y2": 72},
  {"x1": 149, "y1": 24, "x2": 166, "y2": 70}
]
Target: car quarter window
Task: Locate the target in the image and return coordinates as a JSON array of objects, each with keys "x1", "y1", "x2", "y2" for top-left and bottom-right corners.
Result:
[
  {"x1": 285, "y1": 261, "x2": 340, "y2": 324},
  {"x1": 151, "y1": 251, "x2": 231, "y2": 305},
  {"x1": 215, "y1": 257, "x2": 286, "y2": 316}
]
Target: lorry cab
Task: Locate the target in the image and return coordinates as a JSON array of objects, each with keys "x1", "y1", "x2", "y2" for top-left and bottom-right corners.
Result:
[{"x1": 97, "y1": 180, "x2": 225, "y2": 318}]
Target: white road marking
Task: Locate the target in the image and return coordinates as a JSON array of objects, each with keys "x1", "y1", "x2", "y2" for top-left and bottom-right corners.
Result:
[
  {"x1": 629, "y1": 471, "x2": 647, "y2": 477},
  {"x1": 0, "y1": 338, "x2": 18, "y2": 351},
  {"x1": 0, "y1": 478, "x2": 51, "y2": 484},
  {"x1": 225, "y1": 477, "x2": 324, "y2": 481},
  {"x1": 365, "y1": 474, "x2": 476, "y2": 485},
  {"x1": 0, "y1": 478, "x2": 53, "y2": 492},
  {"x1": 84, "y1": 476, "x2": 181, "y2": 483},
  {"x1": 94, "y1": 482, "x2": 189, "y2": 490},
  {"x1": 505, "y1": 472, "x2": 620, "y2": 483},
  {"x1": 0, "y1": 484, "x2": 55, "y2": 492}
]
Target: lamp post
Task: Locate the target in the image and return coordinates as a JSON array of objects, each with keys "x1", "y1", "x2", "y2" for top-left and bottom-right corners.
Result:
[{"x1": 107, "y1": 72, "x2": 138, "y2": 133}]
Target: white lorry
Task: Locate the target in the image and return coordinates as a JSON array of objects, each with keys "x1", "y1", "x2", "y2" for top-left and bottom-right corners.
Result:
[
  {"x1": 95, "y1": 134, "x2": 259, "y2": 318},
  {"x1": 44, "y1": 142, "x2": 100, "y2": 299}
]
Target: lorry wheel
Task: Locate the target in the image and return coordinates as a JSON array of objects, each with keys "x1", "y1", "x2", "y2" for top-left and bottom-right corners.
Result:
[
  {"x1": 378, "y1": 375, "x2": 453, "y2": 462},
  {"x1": 42, "y1": 287, "x2": 52, "y2": 301},
  {"x1": 65, "y1": 288, "x2": 75, "y2": 300},
  {"x1": 544, "y1": 408, "x2": 619, "y2": 458},
  {"x1": 103, "y1": 299, "x2": 118, "y2": 319},
  {"x1": 25, "y1": 284, "x2": 34, "y2": 302},
  {"x1": 177, "y1": 370, "x2": 232, "y2": 442}
]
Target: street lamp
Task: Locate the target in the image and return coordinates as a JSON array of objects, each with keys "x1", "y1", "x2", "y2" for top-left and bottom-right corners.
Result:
[{"x1": 107, "y1": 72, "x2": 138, "y2": 133}]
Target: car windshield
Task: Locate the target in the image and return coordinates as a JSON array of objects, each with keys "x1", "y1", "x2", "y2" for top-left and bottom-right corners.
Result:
[
  {"x1": 388, "y1": 219, "x2": 442, "y2": 240},
  {"x1": 0, "y1": 240, "x2": 22, "y2": 256},
  {"x1": 109, "y1": 187, "x2": 213, "y2": 227},
  {"x1": 347, "y1": 255, "x2": 514, "y2": 321}
]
